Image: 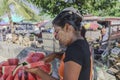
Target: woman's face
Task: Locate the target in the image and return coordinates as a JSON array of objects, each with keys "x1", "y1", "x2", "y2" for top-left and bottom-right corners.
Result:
[
  {"x1": 101, "y1": 28, "x2": 106, "y2": 36},
  {"x1": 53, "y1": 24, "x2": 74, "y2": 46}
]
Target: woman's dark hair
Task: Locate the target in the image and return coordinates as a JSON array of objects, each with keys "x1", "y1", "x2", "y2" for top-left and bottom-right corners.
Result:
[
  {"x1": 81, "y1": 26, "x2": 86, "y2": 38},
  {"x1": 52, "y1": 7, "x2": 83, "y2": 31}
]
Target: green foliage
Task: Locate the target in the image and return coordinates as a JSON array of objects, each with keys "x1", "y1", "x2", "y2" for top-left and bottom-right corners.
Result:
[
  {"x1": 87, "y1": 0, "x2": 119, "y2": 17},
  {"x1": 0, "y1": 0, "x2": 9, "y2": 16},
  {"x1": 27, "y1": 0, "x2": 87, "y2": 17},
  {"x1": 27, "y1": 0, "x2": 120, "y2": 17},
  {"x1": 0, "y1": 0, "x2": 40, "y2": 21}
]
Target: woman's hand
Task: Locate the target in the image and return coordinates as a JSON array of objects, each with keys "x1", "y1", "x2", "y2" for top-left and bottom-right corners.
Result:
[
  {"x1": 25, "y1": 67, "x2": 58, "y2": 80},
  {"x1": 25, "y1": 67, "x2": 40, "y2": 74},
  {"x1": 42, "y1": 52, "x2": 64, "y2": 63}
]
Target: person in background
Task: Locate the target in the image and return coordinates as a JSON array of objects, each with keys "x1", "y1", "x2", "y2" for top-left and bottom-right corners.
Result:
[
  {"x1": 99, "y1": 26, "x2": 109, "y2": 49},
  {"x1": 26, "y1": 7, "x2": 92, "y2": 80}
]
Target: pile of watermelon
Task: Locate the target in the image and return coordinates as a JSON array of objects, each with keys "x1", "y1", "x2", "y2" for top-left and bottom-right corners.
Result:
[{"x1": 0, "y1": 52, "x2": 52, "y2": 80}]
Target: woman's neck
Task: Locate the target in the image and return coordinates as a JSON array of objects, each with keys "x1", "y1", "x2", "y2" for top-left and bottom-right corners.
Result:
[{"x1": 71, "y1": 35, "x2": 84, "y2": 44}]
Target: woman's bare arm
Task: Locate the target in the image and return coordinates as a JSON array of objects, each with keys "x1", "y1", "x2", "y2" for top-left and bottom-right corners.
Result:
[
  {"x1": 42, "y1": 52, "x2": 64, "y2": 63},
  {"x1": 26, "y1": 67, "x2": 58, "y2": 80},
  {"x1": 63, "y1": 61, "x2": 82, "y2": 80}
]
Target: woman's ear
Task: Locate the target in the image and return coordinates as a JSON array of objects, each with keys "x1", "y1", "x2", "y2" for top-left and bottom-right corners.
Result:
[{"x1": 64, "y1": 23, "x2": 73, "y2": 32}]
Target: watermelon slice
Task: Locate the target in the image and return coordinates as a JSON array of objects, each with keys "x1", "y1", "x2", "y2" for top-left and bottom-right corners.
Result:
[
  {"x1": 0, "y1": 69, "x2": 2, "y2": 73},
  {"x1": 12, "y1": 64, "x2": 25, "y2": 76},
  {"x1": 21, "y1": 70, "x2": 26, "y2": 80},
  {"x1": 6, "y1": 74, "x2": 14, "y2": 80},
  {"x1": 14, "y1": 73, "x2": 19, "y2": 80},
  {"x1": 0, "y1": 72, "x2": 2, "y2": 77},
  {"x1": 34, "y1": 52, "x2": 46, "y2": 60},
  {"x1": 14, "y1": 69, "x2": 27, "y2": 80},
  {"x1": 8, "y1": 58, "x2": 19, "y2": 65},
  {"x1": 2, "y1": 65, "x2": 16, "y2": 74},
  {"x1": 28, "y1": 73, "x2": 36, "y2": 80},
  {"x1": 1, "y1": 65, "x2": 16, "y2": 79},
  {"x1": 36, "y1": 75, "x2": 42, "y2": 80},
  {"x1": 0, "y1": 61, "x2": 9, "y2": 66},
  {"x1": 0, "y1": 73, "x2": 8, "y2": 80},
  {"x1": 25, "y1": 61, "x2": 45, "y2": 68},
  {"x1": 26, "y1": 52, "x2": 46, "y2": 63},
  {"x1": 12, "y1": 61, "x2": 44, "y2": 76},
  {"x1": 14, "y1": 70, "x2": 25, "y2": 80}
]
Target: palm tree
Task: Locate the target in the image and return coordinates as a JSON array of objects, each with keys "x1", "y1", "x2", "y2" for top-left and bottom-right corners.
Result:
[{"x1": 0, "y1": 0, "x2": 40, "y2": 33}]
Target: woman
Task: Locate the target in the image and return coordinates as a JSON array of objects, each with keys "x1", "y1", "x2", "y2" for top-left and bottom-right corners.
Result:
[{"x1": 26, "y1": 7, "x2": 92, "y2": 80}]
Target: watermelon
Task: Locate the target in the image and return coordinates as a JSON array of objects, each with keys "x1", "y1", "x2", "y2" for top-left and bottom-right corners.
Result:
[
  {"x1": 2, "y1": 65, "x2": 16, "y2": 74},
  {"x1": 14, "y1": 70, "x2": 26, "y2": 80},
  {"x1": 21, "y1": 70, "x2": 26, "y2": 80},
  {"x1": 12, "y1": 61, "x2": 44, "y2": 76},
  {"x1": 28, "y1": 73, "x2": 36, "y2": 80},
  {"x1": 1, "y1": 65, "x2": 16, "y2": 80},
  {"x1": 24, "y1": 71, "x2": 28, "y2": 80},
  {"x1": 14, "y1": 69, "x2": 27, "y2": 80},
  {"x1": 26, "y1": 52, "x2": 46, "y2": 63},
  {"x1": 18, "y1": 70, "x2": 22, "y2": 80},
  {"x1": 25, "y1": 61, "x2": 45, "y2": 68},
  {"x1": 34, "y1": 52, "x2": 46, "y2": 60},
  {"x1": 8, "y1": 58, "x2": 19, "y2": 65},
  {"x1": 6, "y1": 74, "x2": 14, "y2": 80},
  {"x1": 12, "y1": 64, "x2": 25, "y2": 76},
  {"x1": 0, "y1": 69, "x2": 2, "y2": 74},
  {"x1": 36, "y1": 76, "x2": 42, "y2": 80},
  {"x1": 40, "y1": 63, "x2": 52, "y2": 74},
  {"x1": 0, "y1": 61, "x2": 9, "y2": 66},
  {"x1": 0, "y1": 51, "x2": 53, "y2": 80},
  {"x1": 14, "y1": 73, "x2": 19, "y2": 80},
  {"x1": 0, "y1": 74, "x2": 8, "y2": 80},
  {"x1": 0, "y1": 72, "x2": 2, "y2": 77}
]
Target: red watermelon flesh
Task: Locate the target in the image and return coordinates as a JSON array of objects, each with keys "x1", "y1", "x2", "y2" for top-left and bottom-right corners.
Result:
[
  {"x1": 36, "y1": 76, "x2": 42, "y2": 80},
  {"x1": 14, "y1": 72, "x2": 19, "y2": 80},
  {"x1": 0, "y1": 66, "x2": 2, "y2": 71},
  {"x1": 40, "y1": 63, "x2": 52, "y2": 74},
  {"x1": 28, "y1": 73, "x2": 36, "y2": 80},
  {"x1": 14, "y1": 69, "x2": 26, "y2": 80},
  {"x1": 21, "y1": 70, "x2": 25, "y2": 80},
  {"x1": 26, "y1": 52, "x2": 46, "y2": 63},
  {"x1": 0, "y1": 69, "x2": 2, "y2": 73},
  {"x1": 0, "y1": 73, "x2": 8, "y2": 80},
  {"x1": 0, "y1": 72, "x2": 2, "y2": 77},
  {"x1": 8, "y1": 58, "x2": 19, "y2": 65},
  {"x1": 12, "y1": 65, "x2": 25, "y2": 76},
  {"x1": 27, "y1": 52, "x2": 35, "y2": 57},
  {"x1": 34, "y1": 52, "x2": 46, "y2": 60},
  {"x1": 1, "y1": 65, "x2": 16, "y2": 79},
  {"x1": 2, "y1": 65, "x2": 16, "y2": 74},
  {"x1": 0, "y1": 61, "x2": 9, "y2": 66},
  {"x1": 12, "y1": 61, "x2": 44, "y2": 77},
  {"x1": 14, "y1": 69, "x2": 25, "y2": 80},
  {"x1": 6, "y1": 74, "x2": 14, "y2": 80}
]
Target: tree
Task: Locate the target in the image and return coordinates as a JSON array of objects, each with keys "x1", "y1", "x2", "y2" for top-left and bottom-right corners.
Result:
[
  {"x1": 27, "y1": 0, "x2": 120, "y2": 17},
  {"x1": 86, "y1": 0, "x2": 119, "y2": 16},
  {"x1": 27, "y1": 0, "x2": 88, "y2": 17},
  {"x1": 0, "y1": 0, "x2": 40, "y2": 33}
]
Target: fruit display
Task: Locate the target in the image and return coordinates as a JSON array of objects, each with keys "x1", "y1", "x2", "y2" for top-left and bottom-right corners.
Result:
[{"x1": 0, "y1": 52, "x2": 52, "y2": 80}]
